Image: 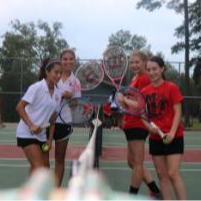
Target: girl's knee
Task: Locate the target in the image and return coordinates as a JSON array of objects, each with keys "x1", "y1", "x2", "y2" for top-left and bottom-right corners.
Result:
[
  {"x1": 168, "y1": 169, "x2": 180, "y2": 181},
  {"x1": 133, "y1": 164, "x2": 144, "y2": 173},
  {"x1": 156, "y1": 169, "x2": 169, "y2": 180}
]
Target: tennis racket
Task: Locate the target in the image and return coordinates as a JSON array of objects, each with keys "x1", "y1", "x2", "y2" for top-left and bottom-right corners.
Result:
[
  {"x1": 30, "y1": 123, "x2": 50, "y2": 135},
  {"x1": 75, "y1": 60, "x2": 104, "y2": 91},
  {"x1": 57, "y1": 97, "x2": 94, "y2": 126},
  {"x1": 102, "y1": 46, "x2": 128, "y2": 90},
  {"x1": 42, "y1": 97, "x2": 94, "y2": 152},
  {"x1": 115, "y1": 87, "x2": 168, "y2": 143}
]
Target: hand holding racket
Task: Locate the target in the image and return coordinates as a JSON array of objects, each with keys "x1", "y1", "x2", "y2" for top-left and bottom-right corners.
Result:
[
  {"x1": 41, "y1": 98, "x2": 94, "y2": 152},
  {"x1": 30, "y1": 123, "x2": 50, "y2": 135},
  {"x1": 29, "y1": 124, "x2": 43, "y2": 135},
  {"x1": 62, "y1": 91, "x2": 73, "y2": 99},
  {"x1": 115, "y1": 87, "x2": 168, "y2": 144}
]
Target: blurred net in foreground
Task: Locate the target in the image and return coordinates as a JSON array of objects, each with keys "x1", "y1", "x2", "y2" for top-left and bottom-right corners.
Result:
[
  {"x1": 0, "y1": 168, "x2": 148, "y2": 200},
  {"x1": 0, "y1": 108, "x2": 148, "y2": 200},
  {"x1": 70, "y1": 106, "x2": 102, "y2": 177}
]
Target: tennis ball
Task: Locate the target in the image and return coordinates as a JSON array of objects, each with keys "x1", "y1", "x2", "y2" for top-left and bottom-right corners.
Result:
[
  {"x1": 163, "y1": 137, "x2": 169, "y2": 145},
  {"x1": 42, "y1": 144, "x2": 49, "y2": 152}
]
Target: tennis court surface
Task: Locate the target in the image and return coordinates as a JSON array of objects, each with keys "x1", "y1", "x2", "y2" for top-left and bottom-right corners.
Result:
[{"x1": 0, "y1": 124, "x2": 201, "y2": 199}]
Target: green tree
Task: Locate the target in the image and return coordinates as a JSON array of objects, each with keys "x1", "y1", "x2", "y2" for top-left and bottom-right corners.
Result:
[
  {"x1": 0, "y1": 20, "x2": 69, "y2": 122},
  {"x1": 136, "y1": 0, "x2": 184, "y2": 13},
  {"x1": 108, "y1": 29, "x2": 152, "y2": 55},
  {"x1": 136, "y1": 0, "x2": 201, "y2": 86}
]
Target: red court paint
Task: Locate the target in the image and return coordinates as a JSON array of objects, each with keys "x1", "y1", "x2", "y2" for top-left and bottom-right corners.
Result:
[{"x1": 0, "y1": 145, "x2": 201, "y2": 163}]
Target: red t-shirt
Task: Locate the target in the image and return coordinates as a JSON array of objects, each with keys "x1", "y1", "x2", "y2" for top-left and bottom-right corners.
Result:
[
  {"x1": 123, "y1": 73, "x2": 151, "y2": 129},
  {"x1": 142, "y1": 81, "x2": 184, "y2": 140}
]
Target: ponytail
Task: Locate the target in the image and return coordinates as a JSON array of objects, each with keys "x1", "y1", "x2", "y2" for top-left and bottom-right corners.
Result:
[{"x1": 39, "y1": 58, "x2": 61, "y2": 80}]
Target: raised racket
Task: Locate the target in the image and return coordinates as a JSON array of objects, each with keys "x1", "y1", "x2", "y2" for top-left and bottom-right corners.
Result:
[
  {"x1": 75, "y1": 60, "x2": 104, "y2": 91},
  {"x1": 115, "y1": 86, "x2": 168, "y2": 143},
  {"x1": 102, "y1": 46, "x2": 128, "y2": 90}
]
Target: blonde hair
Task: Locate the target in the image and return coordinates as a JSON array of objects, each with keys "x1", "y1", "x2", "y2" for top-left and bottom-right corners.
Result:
[
  {"x1": 130, "y1": 51, "x2": 148, "y2": 62},
  {"x1": 60, "y1": 48, "x2": 76, "y2": 60}
]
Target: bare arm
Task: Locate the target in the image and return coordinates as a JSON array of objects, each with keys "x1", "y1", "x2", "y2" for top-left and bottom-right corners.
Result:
[
  {"x1": 123, "y1": 96, "x2": 139, "y2": 109},
  {"x1": 46, "y1": 124, "x2": 55, "y2": 150},
  {"x1": 141, "y1": 115, "x2": 161, "y2": 134},
  {"x1": 45, "y1": 112, "x2": 58, "y2": 150},
  {"x1": 158, "y1": 103, "x2": 182, "y2": 144},
  {"x1": 16, "y1": 100, "x2": 34, "y2": 129},
  {"x1": 16, "y1": 100, "x2": 42, "y2": 134},
  {"x1": 62, "y1": 91, "x2": 72, "y2": 100},
  {"x1": 117, "y1": 93, "x2": 139, "y2": 110},
  {"x1": 169, "y1": 103, "x2": 182, "y2": 137}
]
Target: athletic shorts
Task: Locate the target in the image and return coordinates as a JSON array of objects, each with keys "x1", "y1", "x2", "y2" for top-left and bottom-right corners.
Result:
[
  {"x1": 48, "y1": 123, "x2": 73, "y2": 141},
  {"x1": 17, "y1": 137, "x2": 45, "y2": 149},
  {"x1": 123, "y1": 128, "x2": 149, "y2": 141},
  {"x1": 149, "y1": 137, "x2": 184, "y2": 156}
]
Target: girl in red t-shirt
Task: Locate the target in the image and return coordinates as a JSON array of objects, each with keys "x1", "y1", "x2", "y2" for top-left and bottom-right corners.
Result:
[
  {"x1": 142, "y1": 56, "x2": 186, "y2": 200},
  {"x1": 123, "y1": 52, "x2": 161, "y2": 198}
]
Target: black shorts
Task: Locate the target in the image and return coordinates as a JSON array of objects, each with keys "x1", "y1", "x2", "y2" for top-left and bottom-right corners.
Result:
[
  {"x1": 149, "y1": 137, "x2": 184, "y2": 156},
  {"x1": 123, "y1": 128, "x2": 149, "y2": 141},
  {"x1": 17, "y1": 137, "x2": 45, "y2": 149},
  {"x1": 48, "y1": 123, "x2": 73, "y2": 141}
]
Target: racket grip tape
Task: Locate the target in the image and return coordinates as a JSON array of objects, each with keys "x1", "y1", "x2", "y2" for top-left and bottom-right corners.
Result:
[
  {"x1": 150, "y1": 122, "x2": 166, "y2": 139},
  {"x1": 41, "y1": 123, "x2": 50, "y2": 129}
]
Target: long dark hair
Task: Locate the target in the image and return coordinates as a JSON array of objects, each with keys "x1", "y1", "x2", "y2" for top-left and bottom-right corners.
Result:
[
  {"x1": 149, "y1": 56, "x2": 166, "y2": 80},
  {"x1": 39, "y1": 58, "x2": 61, "y2": 80}
]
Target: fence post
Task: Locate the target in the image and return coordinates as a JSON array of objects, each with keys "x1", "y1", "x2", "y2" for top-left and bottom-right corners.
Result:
[{"x1": 20, "y1": 58, "x2": 23, "y2": 97}]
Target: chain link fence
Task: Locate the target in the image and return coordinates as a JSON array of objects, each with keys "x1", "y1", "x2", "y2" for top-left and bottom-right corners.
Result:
[{"x1": 0, "y1": 57, "x2": 200, "y2": 129}]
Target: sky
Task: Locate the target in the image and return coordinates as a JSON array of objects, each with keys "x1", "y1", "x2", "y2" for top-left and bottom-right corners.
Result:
[{"x1": 0, "y1": 0, "x2": 186, "y2": 62}]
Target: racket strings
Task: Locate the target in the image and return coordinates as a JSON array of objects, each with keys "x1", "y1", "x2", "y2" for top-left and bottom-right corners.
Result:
[
  {"x1": 75, "y1": 61, "x2": 104, "y2": 90},
  {"x1": 60, "y1": 98, "x2": 93, "y2": 125},
  {"x1": 116, "y1": 88, "x2": 146, "y2": 115},
  {"x1": 103, "y1": 46, "x2": 128, "y2": 80}
]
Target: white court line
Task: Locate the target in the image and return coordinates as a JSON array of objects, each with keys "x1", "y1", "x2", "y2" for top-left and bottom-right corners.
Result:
[
  {"x1": 0, "y1": 158, "x2": 71, "y2": 162},
  {"x1": 1, "y1": 158, "x2": 201, "y2": 165},
  {"x1": 1, "y1": 143, "x2": 201, "y2": 150},
  {"x1": 0, "y1": 163, "x2": 201, "y2": 172}
]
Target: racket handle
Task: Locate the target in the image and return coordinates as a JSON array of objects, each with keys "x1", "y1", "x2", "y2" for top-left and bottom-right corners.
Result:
[
  {"x1": 30, "y1": 123, "x2": 50, "y2": 135},
  {"x1": 150, "y1": 122, "x2": 166, "y2": 139},
  {"x1": 41, "y1": 123, "x2": 50, "y2": 129}
]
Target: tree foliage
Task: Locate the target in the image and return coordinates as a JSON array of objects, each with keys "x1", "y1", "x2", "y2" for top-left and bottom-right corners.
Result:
[
  {"x1": 136, "y1": 0, "x2": 184, "y2": 13},
  {"x1": 107, "y1": 29, "x2": 152, "y2": 55},
  {"x1": 136, "y1": 0, "x2": 201, "y2": 86},
  {"x1": 0, "y1": 20, "x2": 69, "y2": 121}
]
